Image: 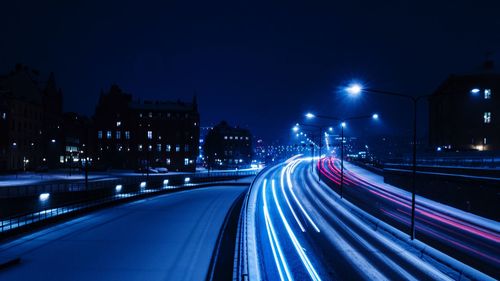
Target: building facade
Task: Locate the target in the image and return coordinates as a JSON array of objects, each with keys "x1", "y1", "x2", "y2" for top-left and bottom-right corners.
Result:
[
  {"x1": 93, "y1": 84, "x2": 199, "y2": 172},
  {"x1": 0, "y1": 64, "x2": 63, "y2": 171},
  {"x1": 203, "y1": 121, "x2": 252, "y2": 169},
  {"x1": 429, "y1": 60, "x2": 500, "y2": 151}
]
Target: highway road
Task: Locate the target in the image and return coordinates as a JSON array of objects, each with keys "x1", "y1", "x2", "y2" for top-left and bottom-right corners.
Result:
[
  {"x1": 0, "y1": 184, "x2": 247, "y2": 281},
  {"x1": 246, "y1": 157, "x2": 496, "y2": 281},
  {"x1": 318, "y1": 157, "x2": 500, "y2": 278}
]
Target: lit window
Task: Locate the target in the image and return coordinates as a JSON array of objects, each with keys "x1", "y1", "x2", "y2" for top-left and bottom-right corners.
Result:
[
  {"x1": 98, "y1": 131, "x2": 103, "y2": 139},
  {"x1": 166, "y1": 158, "x2": 171, "y2": 165},
  {"x1": 157, "y1": 144, "x2": 162, "y2": 152},
  {"x1": 235, "y1": 136, "x2": 239, "y2": 140},
  {"x1": 484, "y1": 89, "x2": 491, "y2": 99},
  {"x1": 147, "y1": 131, "x2": 152, "y2": 139},
  {"x1": 184, "y1": 144, "x2": 189, "y2": 152},
  {"x1": 224, "y1": 136, "x2": 228, "y2": 140},
  {"x1": 106, "y1": 131, "x2": 112, "y2": 139},
  {"x1": 116, "y1": 121, "x2": 121, "y2": 127},
  {"x1": 166, "y1": 145, "x2": 171, "y2": 152},
  {"x1": 138, "y1": 144, "x2": 143, "y2": 151},
  {"x1": 484, "y1": 112, "x2": 491, "y2": 123},
  {"x1": 148, "y1": 145, "x2": 152, "y2": 151},
  {"x1": 184, "y1": 158, "x2": 189, "y2": 166},
  {"x1": 175, "y1": 145, "x2": 180, "y2": 152},
  {"x1": 484, "y1": 137, "x2": 487, "y2": 145},
  {"x1": 116, "y1": 131, "x2": 121, "y2": 139},
  {"x1": 125, "y1": 131, "x2": 130, "y2": 139}
]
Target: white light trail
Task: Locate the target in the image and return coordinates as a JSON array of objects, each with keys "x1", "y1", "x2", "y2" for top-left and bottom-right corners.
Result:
[
  {"x1": 263, "y1": 179, "x2": 293, "y2": 281},
  {"x1": 286, "y1": 161, "x2": 320, "y2": 233},
  {"x1": 271, "y1": 179, "x2": 322, "y2": 281},
  {"x1": 280, "y1": 166, "x2": 306, "y2": 232}
]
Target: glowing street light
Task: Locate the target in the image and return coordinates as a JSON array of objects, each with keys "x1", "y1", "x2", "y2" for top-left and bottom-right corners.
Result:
[
  {"x1": 305, "y1": 112, "x2": 316, "y2": 119},
  {"x1": 344, "y1": 79, "x2": 429, "y2": 241},
  {"x1": 292, "y1": 125, "x2": 300, "y2": 132},
  {"x1": 341, "y1": 122, "x2": 346, "y2": 128},
  {"x1": 372, "y1": 113, "x2": 379, "y2": 120},
  {"x1": 346, "y1": 83, "x2": 363, "y2": 96}
]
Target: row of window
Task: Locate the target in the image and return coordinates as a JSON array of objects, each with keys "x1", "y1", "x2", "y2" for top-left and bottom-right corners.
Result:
[
  {"x1": 98, "y1": 130, "x2": 194, "y2": 141},
  {"x1": 137, "y1": 144, "x2": 190, "y2": 152},
  {"x1": 138, "y1": 112, "x2": 195, "y2": 119},
  {"x1": 98, "y1": 130, "x2": 131, "y2": 139},
  {"x1": 223, "y1": 136, "x2": 250, "y2": 140}
]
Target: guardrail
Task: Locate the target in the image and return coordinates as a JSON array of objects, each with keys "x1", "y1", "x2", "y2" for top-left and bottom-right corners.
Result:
[
  {"x1": 233, "y1": 166, "x2": 272, "y2": 281},
  {"x1": 0, "y1": 170, "x2": 259, "y2": 236},
  {"x1": 0, "y1": 170, "x2": 258, "y2": 198}
]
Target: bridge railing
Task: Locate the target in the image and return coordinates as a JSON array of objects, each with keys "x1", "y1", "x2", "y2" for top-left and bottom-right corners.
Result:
[{"x1": 0, "y1": 170, "x2": 259, "y2": 237}]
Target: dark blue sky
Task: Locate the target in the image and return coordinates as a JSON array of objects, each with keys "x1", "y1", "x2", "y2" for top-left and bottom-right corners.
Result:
[{"x1": 2, "y1": 0, "x2": 499, "y2": 142}]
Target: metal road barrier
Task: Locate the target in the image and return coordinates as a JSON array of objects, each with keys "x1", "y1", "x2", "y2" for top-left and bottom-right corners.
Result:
[{"x1": 0, "y1": 170, "x2": 259, "y2": 236}]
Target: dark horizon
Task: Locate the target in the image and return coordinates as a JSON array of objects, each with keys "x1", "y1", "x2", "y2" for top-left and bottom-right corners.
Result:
[{"x1": 2, "y1": 0, "x2": 499, "y2": 142}]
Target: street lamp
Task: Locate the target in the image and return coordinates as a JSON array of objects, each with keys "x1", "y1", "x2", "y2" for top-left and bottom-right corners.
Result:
[
  {"x1": 346, "y1": 82, "x2": 428, "y2": 240},
  {"x1": 306, "y1": 113, "x2": 379, "y2": 199}
]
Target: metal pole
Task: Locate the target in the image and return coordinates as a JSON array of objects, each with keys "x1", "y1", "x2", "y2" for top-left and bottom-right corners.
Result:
[
  {"x1": 340, "y1": 125, "x2": 344, "y2": 199},
  {"x1": 410, "y1": 99, "x2": 417, "y2": 240},
  {"x1": 146, "y1": 144, "x2": 150, "y2": 181},
  {"x1": 318, "y1": 128, "x2": 322, "y2": 182}
]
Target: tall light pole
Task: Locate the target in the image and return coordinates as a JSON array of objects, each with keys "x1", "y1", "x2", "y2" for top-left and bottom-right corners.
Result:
[
  {"x1": 295, "y1": 122, "x2": 325, "y2": 181},
  {"x1": 346, "y1": 83, "x2": 428, "y2": 240},
  {"x1": 306, "y1": 112, "x2": 379, "y2": 198}
]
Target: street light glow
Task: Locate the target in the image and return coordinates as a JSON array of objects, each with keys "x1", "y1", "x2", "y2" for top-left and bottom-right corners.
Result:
[
  {"x1": 328, "y1": 127, "x2": 333, "y2": 132},
  {"x1": 305, "y1": 112, "x2": 315, "y2": 119},
  {"x1": 341, "y1": 122, "x2": 346, "y2": 128},
  {"x1": 292, "y1": 126, "x2": 299, "y2": 132},
  {"x1": 372, "y1": 113, "x2": 379, "y2": 119},
  {"x1": 39, "y1": 193, "x2": 50, "y2": 202},
  {"x1": 346, "y1": 83, "x2": 362, "y2": 95}
]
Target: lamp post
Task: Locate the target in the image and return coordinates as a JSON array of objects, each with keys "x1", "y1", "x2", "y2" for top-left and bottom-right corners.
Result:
[
  {"x1": 305, "y1": 113, "x2": 379, "y2": 199},
  {"x1": 294, "y1": 123, "x2": 324, "y2": 180},
  {"x1": 346, "y1": 83, "x2": 428, "y2": 240}
]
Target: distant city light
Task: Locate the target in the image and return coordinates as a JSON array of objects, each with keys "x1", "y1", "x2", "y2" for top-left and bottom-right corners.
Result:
[
  {"x1": 51, "y1": 139, "x2": 56, "y2": 143},
  {"x1": 39, "y1": 193, "x2": 50, "y2": 202},
  {"x1": 184, "y1": 177, "x2": 191, "y2": 183},
  {"x1": 328, "y1": 127, "x2": 333, "y2": 132},
  {"x1": 163, "y1": 179, "x2": 169, "y2": 185},
  {"x1": 346, "y1": 83, "x2": 362, "y2": 95},
  {"x1": 292, "y1": 126, "x2": 299, "y2": 132},
  {"x1": 436, "y1": 147, "x2": 442, "y2": 152},
  {"x1": 372, "y1": 113, "x2": 379, "y2": 119},
  {"x1": 115, "y1": 184, "x2": 123, "y2": 192},
  {"x1": 140, "y1": 181, "x2": 146, "y2": 188}
]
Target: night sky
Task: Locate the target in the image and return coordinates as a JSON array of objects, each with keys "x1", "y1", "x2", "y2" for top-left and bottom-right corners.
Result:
[{"x1": 2, "y1": 1, "x2": 499, "y2": 142}]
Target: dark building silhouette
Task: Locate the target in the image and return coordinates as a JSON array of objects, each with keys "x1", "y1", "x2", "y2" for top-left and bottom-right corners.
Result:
[
  {"x1": 60, "y1": 112, "x2": 91, "y2": 169},
  {"x1": 93, "y1": 84, "x2": 199, "y2": 172},
  {"x1": 429, "y1": 60, "x2": 500, "y2": 151},
  {"x1": 0, "y1": 64, "x2": 63, "y2": 171},
  {"x1": 203, "y1": 121, "x2": 252, "y2": 169}
]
